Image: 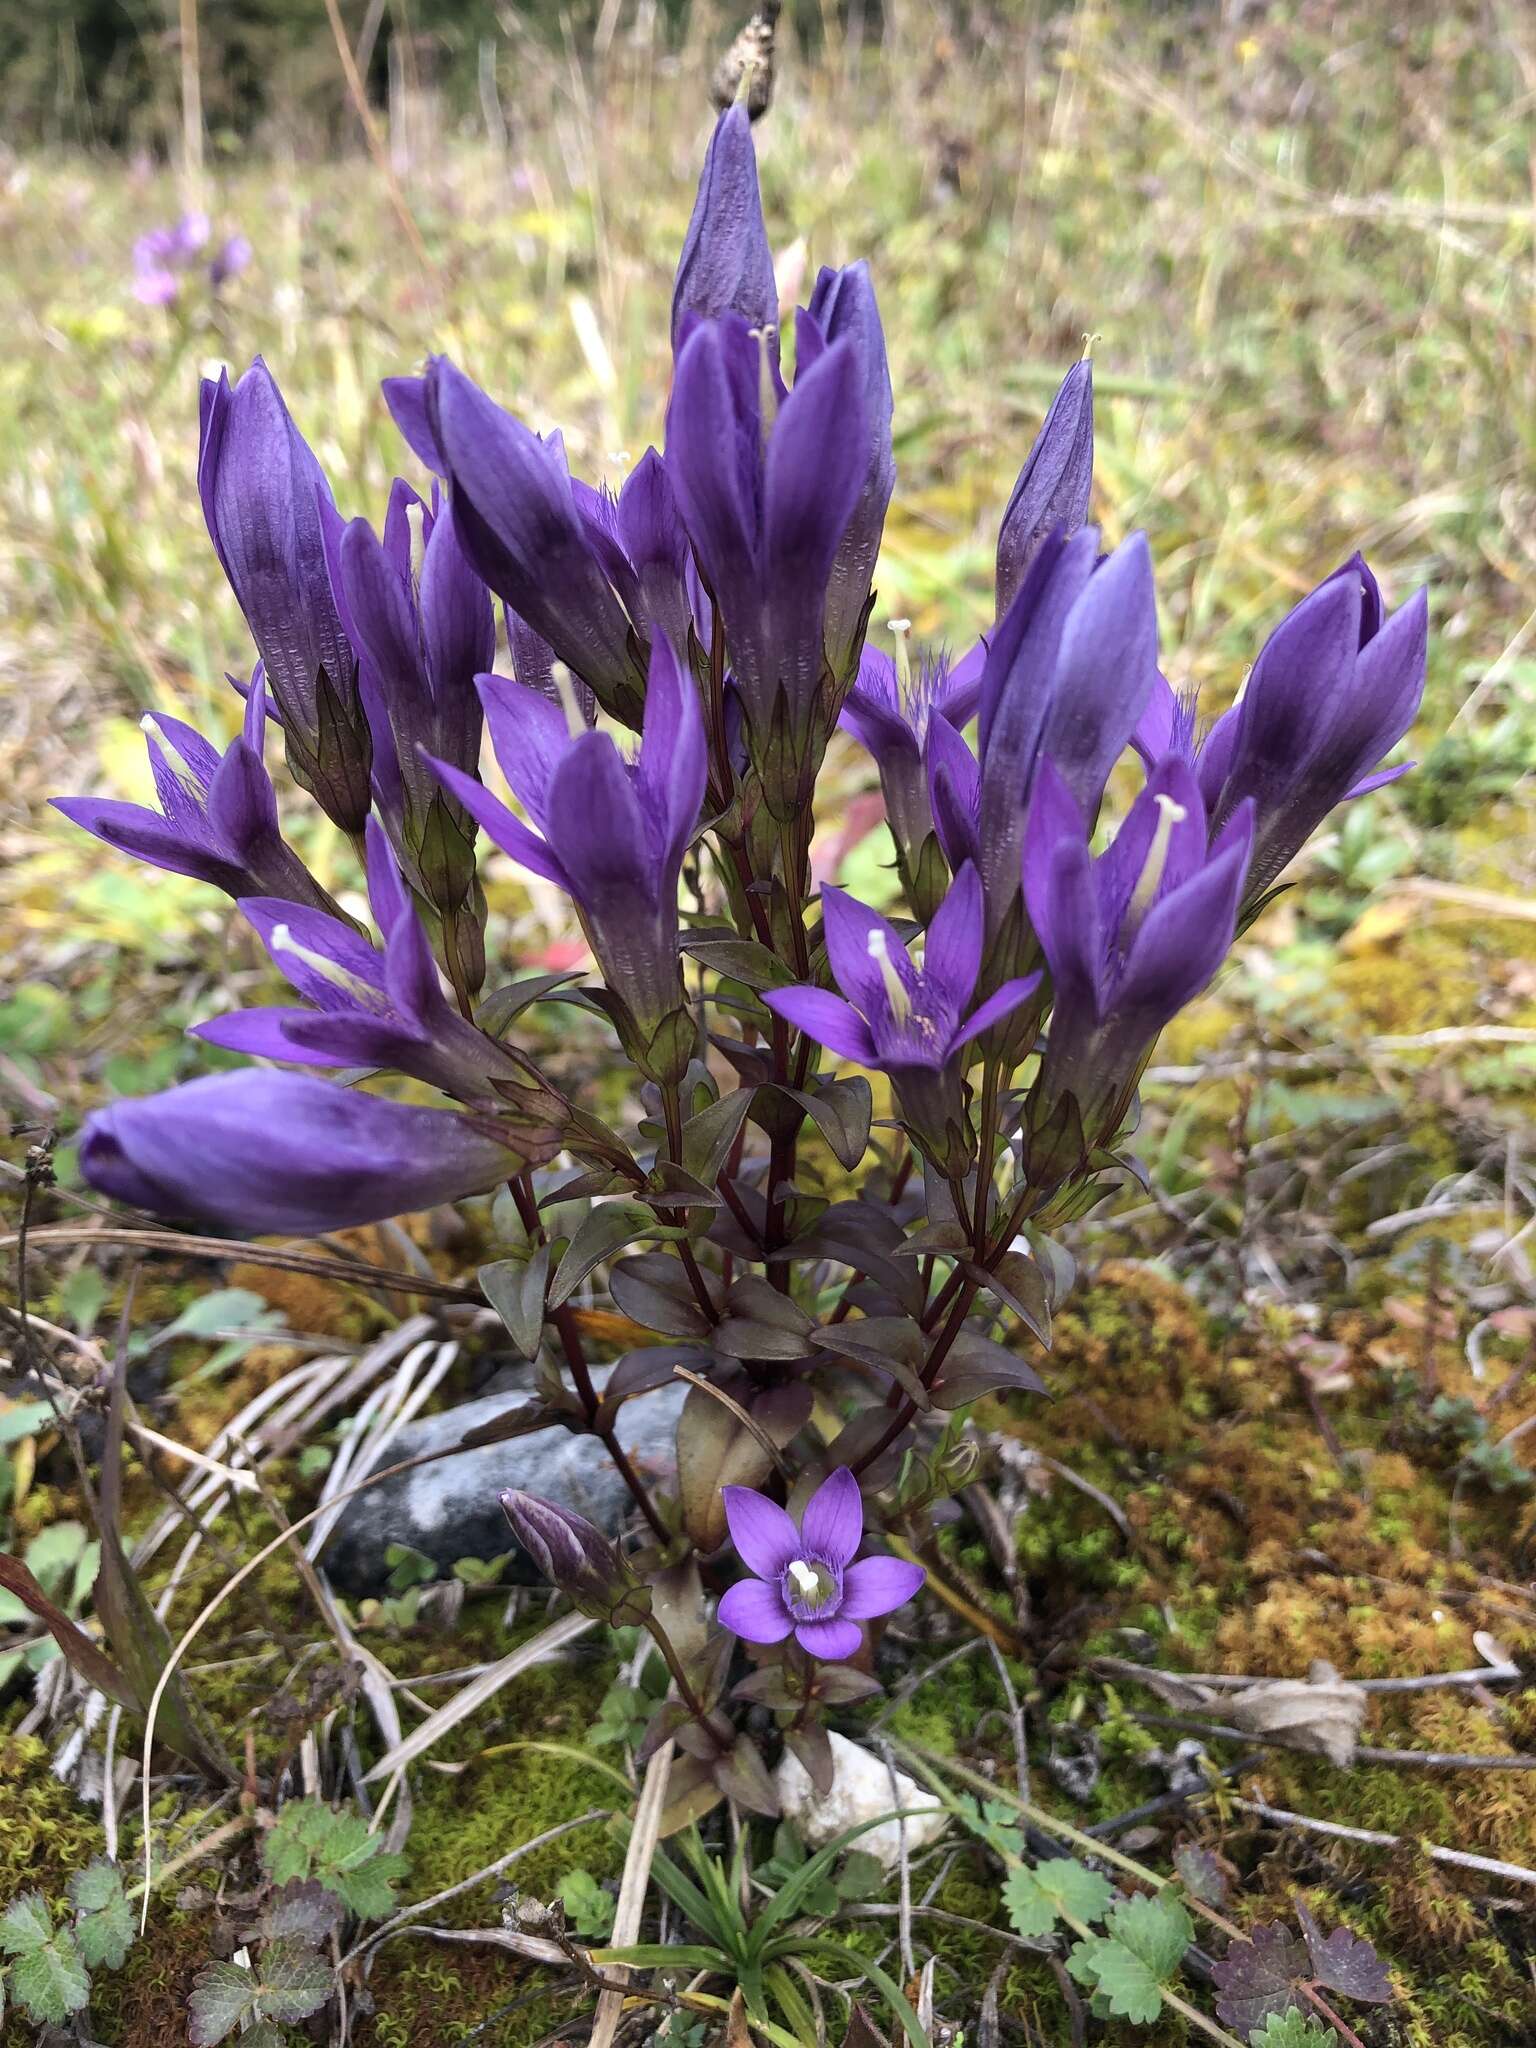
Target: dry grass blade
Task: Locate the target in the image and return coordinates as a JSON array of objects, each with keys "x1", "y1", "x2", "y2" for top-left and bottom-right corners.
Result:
[
  {"x1": 341, "y1": 1809, "x2": 611, "y2": 1973},
  {"x1": 360, "y1": 1612, "x2": 596, "y2": 1783},
  {"x1": 589, "y1": 1738, "x2": 675, "y2": 2048},
  {"x1": 135, "y1": 1447, "x2": 576, "y2": 1925},
  {"x1": 0, "y1": 1225, "x2": 477, "y2": 1301}
]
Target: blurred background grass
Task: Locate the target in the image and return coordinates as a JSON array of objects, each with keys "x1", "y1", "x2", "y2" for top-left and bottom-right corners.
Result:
[{"x1": 2, "y1": 0, "x2": 1535, "y2": 1235}]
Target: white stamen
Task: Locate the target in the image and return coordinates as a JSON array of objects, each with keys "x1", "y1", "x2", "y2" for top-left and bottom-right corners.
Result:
[
  {"x1": 867, "y1": 925, "x2": 912, "y2": 1025},
  {"x1": 887, "y1": 618, "x2": 914, "y2": 715},
  {"x1": 1127, "y1": 791, "x2": 1188, "y2": 927},
  {"x1": 269, "y1": 923, "x2": 380, "y2": 1007},
  {"x1": 551, "y1": 662, "x2": 588, "y2": 741},
  {"x1": 788, "y1": 1560, "x2": 819, "y2": 1599}
]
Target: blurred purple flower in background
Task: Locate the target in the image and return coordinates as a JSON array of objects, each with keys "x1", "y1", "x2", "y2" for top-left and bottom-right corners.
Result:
[{"x1": 131, "y1": 211, "x2": 248, "y2": 305}]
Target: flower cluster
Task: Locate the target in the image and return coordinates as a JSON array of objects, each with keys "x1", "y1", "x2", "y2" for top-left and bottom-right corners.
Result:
[
  {"x1": 132, "y1": 212, "x2": 250, "y2": 307},
  {"x1": 55, "y1": 103, "x2": 1428, "y2": 1821}
]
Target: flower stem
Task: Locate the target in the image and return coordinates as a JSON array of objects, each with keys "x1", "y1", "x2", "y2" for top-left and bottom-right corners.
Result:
[
  {"x1": 508, "y1": 1174, "x2": 670, "y2": 1544},
  {"x1": 642, "y1": 1611, "x2": 711, "y2": 1724}
]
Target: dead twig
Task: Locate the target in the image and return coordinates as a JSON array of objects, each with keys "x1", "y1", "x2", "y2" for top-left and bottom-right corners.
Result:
[{"x1": 1234, "y1": 1794, "x2": 1536, "y2": 1889}]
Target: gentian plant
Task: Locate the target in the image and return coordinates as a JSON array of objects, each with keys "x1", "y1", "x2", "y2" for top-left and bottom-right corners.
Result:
[{"x1": 55, "y1": 101, "x2": 1429, "y2": 1832}]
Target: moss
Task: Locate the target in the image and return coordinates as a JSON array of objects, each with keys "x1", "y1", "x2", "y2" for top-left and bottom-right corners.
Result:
[{"x1": 0, "y1": 1737, "x2": 106, "y2": 1906}]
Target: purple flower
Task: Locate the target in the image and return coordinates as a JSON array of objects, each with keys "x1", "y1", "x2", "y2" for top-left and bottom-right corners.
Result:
[
  {"x1": 189, "y1": 819, "x2": 512, "y2": 1100},
  {"x1": 798, "y1": 262, "x2": 895, "y2": 680},
  {"x1": 51, "y1": 676, "x2": 330, "y2": 912},
  {"x1": 671, "y1": 104, "x2": 778, "y2": 352},
  {"x1": 839, "y1": 625, "x2": 983, "y2": 908},
  {"x1": 763, "y1": 863, "x2": 1040, "y2": 1177},
  {"x1": 131, "y1": 244, "x2": 181, "y2": 306},
  {"x1": 429, "y1": 639, "x2": 706, "y2": 1076},
  {"x1": 208, "y1": 235, "x2": 251, "y2": 289},
  {"x1": 78, "y1": 1071, "x2": 530, "y2": 1237},
  {"x1": 200, "y1": 359, "x2": 373, "y2": 831},
  {"x1": 330, "y1": 478, "x2": 495, "y2": 990},
  {"x1": 1134, "y1": 556, "x2": 1428, "y2": 904},
  {"x1": 1023, "y1": 754, "x2": 1253, "y2": 1144},
  {"x1": 717, "y1": 1468, "x2": 924, "y2": 1663},
  {"x1": 929, "y1": 526, "x2": 1158, "y2": 946},
  {"x1": 414, "y1": 357, "x2": 658, "y2": 727},
  {"x1": 996, "y1": 359, "x2": 1095, "y2": 616},
  {"x1": 666, "y1": 312, "x2": 867, "y2": 812}
]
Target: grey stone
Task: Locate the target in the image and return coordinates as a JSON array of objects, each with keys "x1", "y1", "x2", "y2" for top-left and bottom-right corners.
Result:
[{"x1": 321, "y1": 1368, "x2": 687, "y2": 1595}]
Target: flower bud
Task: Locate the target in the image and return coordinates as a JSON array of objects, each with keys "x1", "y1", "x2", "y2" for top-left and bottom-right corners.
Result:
[{"x1": 499, "y1": 1491, "x2": 653, "y2": 1626}]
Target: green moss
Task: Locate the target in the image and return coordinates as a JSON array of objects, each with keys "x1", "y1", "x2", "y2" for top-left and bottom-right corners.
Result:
[{"x1": 0, "y1": 1737, "x2": 105, "y2": 1906}]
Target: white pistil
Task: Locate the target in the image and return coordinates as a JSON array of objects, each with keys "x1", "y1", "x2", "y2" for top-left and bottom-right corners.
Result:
[
  {"x1": 141, "y1": 714, "x2": 204, "y2": 804},
  {"x1": 1127, "y1": 791, "x2": 1188, "y2": 928},
  {"x1": 750, "y1": 326, "x2": 778, "y2": 455},
  {"x1": 269, "y1": 923, "x2": 380, "y2": 1008},
  {"x1": 787, "y1": 1560, "x2": 819, "y2": 1600},
  {"x1": 867, "y1": 926, "x2": 912, "y2": 1026},
  {"x1": 551, "y1": 662, "x2": 588, "y2": 741},
  {"x1": 406, "y1": 498, "x2": 427, "y2": 602},
  {"x1": 887, "y1": 617, "x2": 914, "y2": 717}
]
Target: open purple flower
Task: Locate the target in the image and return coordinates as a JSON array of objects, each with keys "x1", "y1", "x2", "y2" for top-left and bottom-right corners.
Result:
[
  {"x1": 763, "y1": 863, "x2": 1040, "y2": 1176},
  {"x1": 428, "y1": 638, "x2": 706, "y2": 1078},
  {"x1": 200, "y1": 359, "x2": 373, "y2": 831},
  {"x1": 190, "y1": 819, "x2": 513, "y2": 1101},
  {"x1": 718, "y1": 1468, "x2": 924, "y2": 1663},
  {"x1": 78, "y1": 1071, "x2": 532, "y2": 1237},
  {"x1": 1133, "y1": 555, "x2": 1427, "y2": 906},
  {"x1": 996, "y1": 357, "x2": 1095, "y2": 616},
  {"x1": 1023, "y1": 754, "x2": 1254, "y2": 1148},
  {"x1": 839, "y1": 625, "x2": 983, "y2": 914},
  {"x1": 51, "y1": 676, "x2": 330, "y2": 912}
]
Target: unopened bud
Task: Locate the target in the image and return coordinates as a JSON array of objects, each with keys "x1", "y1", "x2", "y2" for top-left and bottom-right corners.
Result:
[{"x1": 499, "y1": 1489, "x2": 653, "y2": 1625}]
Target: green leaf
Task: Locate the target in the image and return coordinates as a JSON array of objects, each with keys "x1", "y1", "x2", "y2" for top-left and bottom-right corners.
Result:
[
  {"x1": 69, "y1": 1857, "x2": 134, "y2": 1969},
  {"x1": 1067, "y1": 1934, "x2": 1164, "y2": 2024},
  {"x1": 260, "y1": 1800, "x2": 408, "y2": 1920},
  {"x1": 1104, "y1": 1890, "x2": 1193, "y2": 1982},
  {"x1": 0, "y1": 1399, "x2": 54, "y2": 1447},
  {"x1": 548, "y1": 1201, "x2": 670, "y2": 1309},
  {"x1": 1248, "y1": 2016, "x2": 1339, "y2": 2048},
  {"x1": 0, "y1": 1890, "x2": 56, "y2": 1957},
  {"x1": 452, "y1": 1553, "x2": 510, "y2": 1588},
  {"x1": 681, "y1": 932, "x2": 794, "y2": 990},
  {"x1": 1003, "y1": 1858, "x2": 1113, "y2": 1939},
  {"x1": 680, "y1": 1086, "x2": 756, "y2": 1186},
  {"x1": 780, "y1": 1077, "x2": 873, "y2": 1171},
  {"x1": 557, "y1": 1867, "x2": 616, "y2": 1940},
  {"x1": 962, "y1": 1249, "x2": 1052, "y2": 1348},
  {"x1": 590, "y1": 1942, "x2": 731, "y2": 1973},
  {"x1": 187, "y1": 1942, "x2": 332, "y2": 2046},
  {"x1": 478, "y1": 1248, "x2": 550, "y2": 1359},
  {"x1": 9, "y1": 1932, "x2": 91, "y2": 2025},
  {"x1": 2, "y1": 1894, "x2": 91, "y2": 2023},
  {"x1": 383, "y1": 1543, "x2": 438, "y2": 1593}
]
